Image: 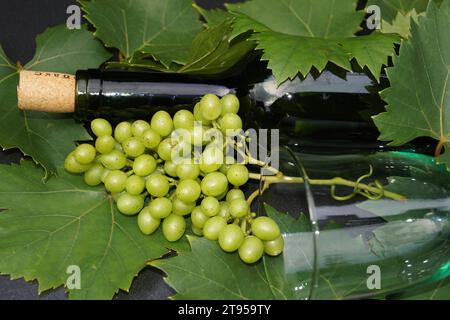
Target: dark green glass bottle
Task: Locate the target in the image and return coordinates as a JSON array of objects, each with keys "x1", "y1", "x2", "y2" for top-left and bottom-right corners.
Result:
[{"x1": 72, "y1": 67, "x2": 434, "y2": 155}]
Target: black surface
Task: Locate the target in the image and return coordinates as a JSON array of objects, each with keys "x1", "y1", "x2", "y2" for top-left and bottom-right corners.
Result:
[{"x1": 0, "y1": 0, "x2": 242, "y2": 300}]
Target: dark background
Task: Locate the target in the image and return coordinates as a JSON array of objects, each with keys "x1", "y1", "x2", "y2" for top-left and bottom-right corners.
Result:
[{"x1": 0, "y1": 0, "x2": 242, "y2": 300}]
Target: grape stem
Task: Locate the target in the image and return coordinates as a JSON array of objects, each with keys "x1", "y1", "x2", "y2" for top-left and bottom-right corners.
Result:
[
  {"x1": 166, "y1": 176, "x2": 178, "y2": 184},
  {"x1": 435, "y1": 139, "x2": 447, "y2": 158},
  {"x1": 246, "y1": 180, "x2": 270, "y2": 206},
  {"x1": 247, "y1": 172, "x2": 406, "y2": 205},
  {"x1": 231, "y1": 143, "x2": 406, "y2": 207},
  {"x1": 233, "y1": 144, "x2": 281, "y2": 176},
  {"x1": 125, "y1": 170, "x2": 134, "y2": 177}
]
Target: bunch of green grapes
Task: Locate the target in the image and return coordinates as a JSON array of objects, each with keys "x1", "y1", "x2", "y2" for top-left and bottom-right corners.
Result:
[{"x1": 65, "y1": 93, "x2": 284, "y2": 264}]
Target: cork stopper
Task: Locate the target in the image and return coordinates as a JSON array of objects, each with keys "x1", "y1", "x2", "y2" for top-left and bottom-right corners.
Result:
[{"x1": 17, "y1": 70, "x2": 76, "y2": 113}]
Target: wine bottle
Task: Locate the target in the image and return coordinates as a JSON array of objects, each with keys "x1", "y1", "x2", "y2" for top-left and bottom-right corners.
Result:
[
  {"x1": 17, "y1": 66, "x2": 380, "y2": 126},
  {"x1": 17, "y1": 67, "x2": 434, "y2": 154}
]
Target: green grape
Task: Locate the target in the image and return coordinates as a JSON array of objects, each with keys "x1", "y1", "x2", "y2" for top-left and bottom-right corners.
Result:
[
  {"x1": 73, "y1": 144, "x2": 96, "y2": 165},
  {"x1": 263, "y1": 235, "x2": 284, "y2": 256},
  {"x1": 175, "y1": 179, "x2": 201, "y2": 203},
  {"x1": 203, "y1": 216, "x2": 227, "y2": 241},
  {"x1": 164, "y1": 161, "x2": 178, "y2": 178},
  {"x1": 200, "y1": 196, "x2": 220, "y2": 217},
  {"x1": 91, "y1": 118, "x2": 112, "y2": 137},
  {"x1": 131, "y1": 120, "x2": 150, "y2": 137},
  {"x1": 238, "y1": 236, "x2": 264, "y2": 264},
  {"x1": 193, "y1": 102, "x2": 211, "y2": 125},
  {"x1": 199, "y1": 147, "x2": 223, "y2": 173},
  {"x1": 142, "y1": 128, "x2": 161, "y2": 149},
  {"x1": 219, "y1": 157, "x2": 236, "y2": 175},
  {"x1": 215, "y1": 184, "x2": 229, "y2": 200},
  {"x1": 151, "y1": 110, "x2": 173, "y2": 137},
  {"x1": 220, "y1": 94, "x2": 240, "y2": 115},
  {"x1": 191, "y1": 206, "x2": 209, "y2": 229},
  {"x1": 189, "y1": 125, "x2": 207, "y2": 146},
  {"x1": 203, "y1": 128, "x2": 223, "y2": 148},
  {"x1": 122, "y1": 137, "x2": 145, "y2": 158},
  {"x1": 171, "y1": 136, "x2": 192, "y2": 160},
  {"x1": 126, "y1": 175, "x2": 146, "y2": 195},
  {"x1": 226, "y1": 189, "x2": 245, "y2": 203},
  {"x1": 93, "y1": 155, "x2": 102, "y2": 164},
  {"x1": 171, "y1": 128, "x2": 192, "y2": 146},
  {"x1": 226, "y1": 164, "x2": 249, "y2": 187},
  {"x1": 172, "y1": 197, "x2": 196, "y2": 216},
  {"x1": 114, "y1": 121, "x2": 132, "y2": 143},
  {"x1": 218, "y1": 201, "x2": 230, "y2": 220},
  {"x1": 83, "y1": 163, "x2": 104, "y2": 186},
  {"x1": 200, "y1": 94, "x2": 222, "y2": 121},
  {"x1": 219, "y1": 113, "x2": 243, "y2": 135},
  {"x1": 201, "y1": 172, "x2": 228, "y2": 197},
  {"x1": 148, "y1": 197, "x2": 173, "y2": 219},
  {"x1": 117, "y1": 193, "x2": 144, "y2": 216},
  {"x1": 192, "y1": 225, "x2": 203, "y2": 236},
  {"x1": 104, "y1": 170, "x2": 127, "y2": 193},
  {"x1": 251, "y1": 216, "x2": 281, "y2": 241},
  {"x1": 133, "y1": 154, "x2": 157, "y2": 177},
  {"x1": 218, "y1": 224, "x2": 245, "y2": 252},
  {"x1": 100, "y1": 168, "x2": 111, "y2": 183},
  {"x1": 137, "y1": 207, "x2": 161, "y2": 235},
  {"x1": 229, "y1": 199, "x2": 249, "y2": 218},
  {"x1": 162, "y1": 214, "x2": 186, "y2": 242},
  {"x1": 95, "y1": 136, "x2": 115, "y2": 154},
  {"x1": 114, "y1": 142, "x2": 124, "y2": 151},
  {"x1": 100, "y1": 150, "x2": 127, "y2": 170},
  {"x1": 111, "y1": 192, "x2": 122, "y2": 202},
  {"x1": 173, "y1": 110, "x2": 195, "y2": 129},
  {"x1": 158, "y1": 138, "x2": 173, "y2": 161},
  {"x1": 64, "y1": 152, "x2": 92, "y2": 174},
  {"x1": 146, "y1": 174, "x2": 170, "y2": 197},
  {"x1": 176, "y1": 160, "x2": 200, "y2": 180}
]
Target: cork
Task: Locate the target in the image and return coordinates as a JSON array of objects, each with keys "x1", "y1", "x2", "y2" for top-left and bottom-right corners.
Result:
[{"x1": 17, "y1": 70, "x2": 76, "y2": 113}]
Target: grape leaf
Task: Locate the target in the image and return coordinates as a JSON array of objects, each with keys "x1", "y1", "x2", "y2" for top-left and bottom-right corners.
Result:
[
  {"x1": 340, "y1": 33, "x2": 401, "y2": 79},
  {"x1": 226, "y1": 0, "x2": 399, "y2": 84},
  {"x1": 108, "y1": 19, "x2": 254, "y2": 76},
  {"x1": 0, "y1": 161, "x2": 188, "y2": 299},
  {"x1": 193, "y1": 3, "x2": 231, "y2": 28},
  {"x1": 152, "y1": 236, "x2": 274, "y2": 299},
  {"x1": 0, "y1": 25, "x2": 111, "y2": 176},
  {"x1": 227, "y1": 0, "x2": 365, "y2": 38},
  {"x1": 151, "y1": 205, "x2": 309, "y2": 299},
  {"x1": 373, "y1": 1, "x2": 450, "y2": 170},
  {"x1": 380, "y1": 10, "x2": 423, "y2": 39},
  {"x1": 255, "y1": 31, "x2": 399, "y2": 83},
  {"x1": 81, "y1": 0, "x2": 202, "y2": 67},
  {"x1": 254, "y1": 32, "x2": 352, "y2": 83},
  {"x1": 367, "y1": 0, "x2": 437, "y2": 23},
  {"x1": 153, "y1": 204, "x2": 376, "y2": 300},
  {"x1": 179, "y1": 19, "x2": 255, "y2": 74},
  {"x1": 367, "y1": 1, "x2": 442, "y2": 38}
]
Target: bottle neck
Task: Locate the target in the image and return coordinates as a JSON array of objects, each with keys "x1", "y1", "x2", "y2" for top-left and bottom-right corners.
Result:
[{"x1": 75, "y1": 69, "x2": 244, "y2": 121}]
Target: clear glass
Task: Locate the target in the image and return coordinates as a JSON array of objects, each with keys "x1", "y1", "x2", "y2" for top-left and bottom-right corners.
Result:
[{"x1": 258, "y1": 147, "x2": 450, "y2": 300}]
